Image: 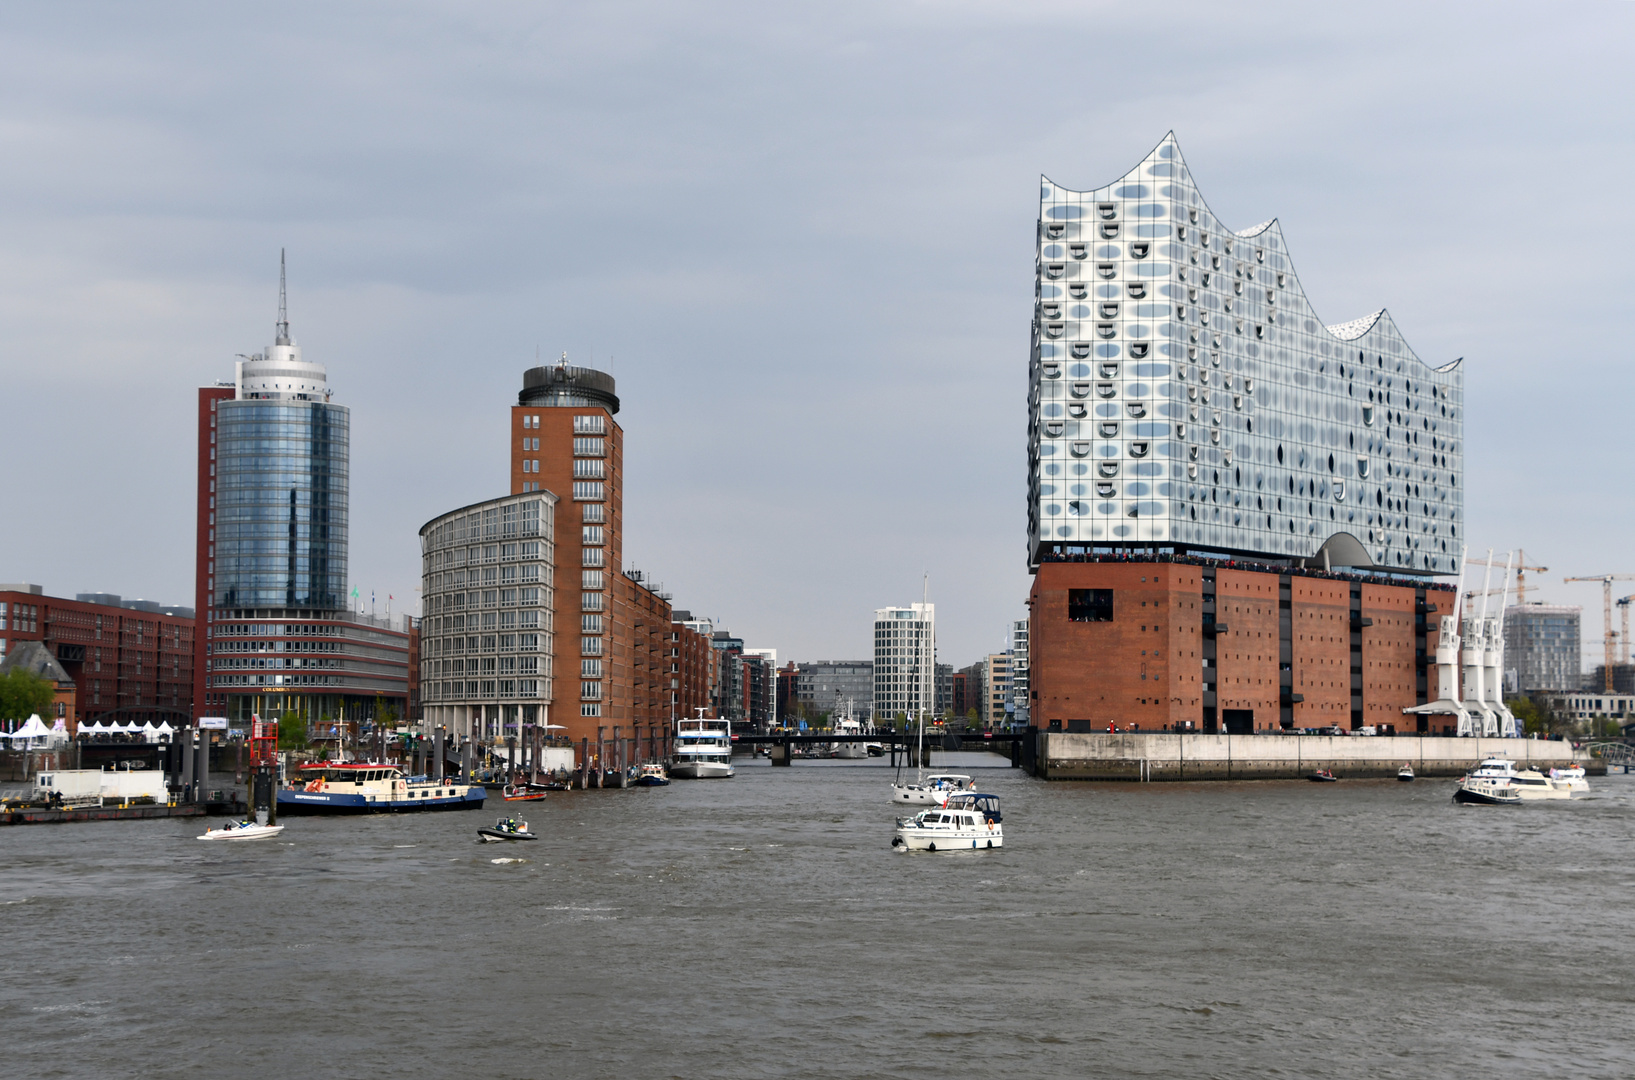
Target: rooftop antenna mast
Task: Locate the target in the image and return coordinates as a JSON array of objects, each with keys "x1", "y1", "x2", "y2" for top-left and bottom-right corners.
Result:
[{"x1": 275, "y1": 249, "x2": 290, "y2": 346}]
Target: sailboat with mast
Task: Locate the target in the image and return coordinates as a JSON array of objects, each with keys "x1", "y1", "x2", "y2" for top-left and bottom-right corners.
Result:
[{"x1": 888, "y1": 578, "x2": 974, "y2": 806}]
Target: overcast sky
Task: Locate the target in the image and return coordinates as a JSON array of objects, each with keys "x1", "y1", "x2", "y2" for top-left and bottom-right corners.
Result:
[{"x1": 1, "y1": 2, "x2": 1631, "y2": 669}]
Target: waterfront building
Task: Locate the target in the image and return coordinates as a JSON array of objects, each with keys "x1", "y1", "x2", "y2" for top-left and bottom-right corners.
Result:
[
  {"x1": 0, "y1": 585, "x2": 194, "y2": 727},
  {"x1": 1503, "y1": 603, "x2": 1581, "y2": 693},
  {"x1": 710, "y1": 629, "x2": 746, "y2": 724},
  {"x1": 872, "y1": 603, "x2": 935, "y2": 722},
  {"x1": 983, "y1": 652, "x2": 1012, "y2": 725},
  {"x1": 668, "y1": 611, "x2": 720, "y2": 723},
  {"x1": 1027, "y1": 135, "x2": 1465, "y2": 734},
  {"x1": 934, "y1": 663, "x2": 953, "y2": 718},
  {"x1": 417, "y1": 493, "x2": 557, "y2": 741},
  {"x1": 793, "y1": 660, "x2": 874, "y2": 721},
  {"x1": 1537, "y1": 691, "x2": 1635, "y2": 725},
  {"x1": 744, "y1": 648, "x2": 776, "y2": 726},
  {"x1": 509, "y1": 360, "x2": 681, "y2": 748},
  {"x1": 1029, "y1": 132, "x2": 1463, "y2": 573},
  {"x1": 195, "y1": 262, "x2": 411, "y2": 727},
  {"x1": 1009, "y1": 620, "x2": 1030, "y2": 726}
]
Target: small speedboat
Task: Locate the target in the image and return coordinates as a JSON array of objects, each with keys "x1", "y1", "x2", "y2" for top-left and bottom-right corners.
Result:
[
  {"x1": 478, "y1": 817, "x2": 537, "y2": 842},
  {"x1": 197, "y1": 819, "x2": 285, "y2": 841},
  {"x1": 634, "y1": 763, "x2": 670, "y2": 787},
  {"x1": 893, "y1": 793, "x2": 1003, "y2": 851},
  {"x1": 1308, "y1": 769, "x2": 1338, "y2": 783},
  {"x1": 1397, "y1": 764, "x2": 1415, "y2": 782},
  {"x1": 1548, "y1": 765, "x2": 1589, "y2": 792},
  {"x1": 502, "y1": 784, "x2": 549, "y2": 802}
]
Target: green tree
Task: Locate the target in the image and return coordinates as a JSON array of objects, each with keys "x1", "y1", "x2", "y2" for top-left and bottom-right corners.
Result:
[
  {"x1": 277, "y1": 709, "x2": 308, "y2": 750},
  {"x1": 1506, "y1": 697, "x2": 1547, "y2": 735},
  {"x1": 0, "y1": 668, "x2": 55, "y2": 721}
]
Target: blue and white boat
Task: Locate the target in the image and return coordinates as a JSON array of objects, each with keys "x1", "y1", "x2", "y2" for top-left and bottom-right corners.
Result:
[{"x1": 277, "y1": 762, "x2": 486, "y2": 815}]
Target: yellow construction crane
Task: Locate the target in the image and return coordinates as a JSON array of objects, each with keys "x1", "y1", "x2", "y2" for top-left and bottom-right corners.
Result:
[
  {"x1": 1564, "y1": 575, "x2": 1635, "y2": 693},
  {"x1": 1469, "y1": 550, "x2": 1548, "y2": 605}
]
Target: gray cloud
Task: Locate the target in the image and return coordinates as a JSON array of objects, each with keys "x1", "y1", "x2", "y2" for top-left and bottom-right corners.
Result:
[{"x1": 1, "y1": 1, "x2": 1631, "y2": 667}]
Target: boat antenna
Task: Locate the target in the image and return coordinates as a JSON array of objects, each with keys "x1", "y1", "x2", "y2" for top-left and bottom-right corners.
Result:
[{"x1": 275, "y1": 249, "x2": 290, "y2": 346}]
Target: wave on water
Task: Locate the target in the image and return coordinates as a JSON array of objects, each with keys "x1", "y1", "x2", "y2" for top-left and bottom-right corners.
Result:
[{"x1": 491, "y1": 857, "x2": 526, "y2": 864}]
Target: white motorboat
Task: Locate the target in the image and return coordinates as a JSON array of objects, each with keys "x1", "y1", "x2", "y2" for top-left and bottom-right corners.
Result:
[
  {"x1": 891, "y1": 773, "x2": 974, "y2": 806},
  {"x1": 1452, "y1": 774, "x2": 1521, "y2": 805},
  {"x1": 893, "y1": 792, "x2": 1004, "y2": 851},
  {"x1": 1397, "y1": 763, "x2": 1415, "y2": 782},
  {"x1": 671, "y1": 710, "x2": 735, "y2": 779},
  {"x1": 197, "y1": 819, "x2": 285, "y2": 841},
  {"x1": 1548, "y1": 765, "x2": 1589, "y2": 792},
  {"x1": 1465, "y1": 757, "x2": 1570, "y2": 801}
]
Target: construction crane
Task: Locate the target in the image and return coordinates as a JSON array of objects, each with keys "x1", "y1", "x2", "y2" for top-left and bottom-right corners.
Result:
[
  {"x1": 1620, "y1": 594, "x2": 1635, "y2": 670},
  {"x1": 1469, "y1": 550, "x2": 1548, "y2": 605},
  {"x1": 1564, "y1": 575, "x2": 1635, "y2": 693}
]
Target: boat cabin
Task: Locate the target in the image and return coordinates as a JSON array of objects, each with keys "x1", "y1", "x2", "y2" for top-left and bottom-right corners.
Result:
[{"x1": 944, "y1": 792, "x2": 1002, "y2": 823}]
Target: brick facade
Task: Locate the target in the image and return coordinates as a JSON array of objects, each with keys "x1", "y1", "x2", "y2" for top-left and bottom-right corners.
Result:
[{"x1": 1029, "y1": 560, "x2": 1450, "y2": 734}]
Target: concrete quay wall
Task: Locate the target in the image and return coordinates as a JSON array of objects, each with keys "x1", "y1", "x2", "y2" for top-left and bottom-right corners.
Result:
[{"x1": 1034, "y1": 733, "x2": 1592, "y2": 782}]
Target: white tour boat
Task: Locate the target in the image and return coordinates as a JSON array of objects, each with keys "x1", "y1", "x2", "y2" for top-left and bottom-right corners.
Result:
[
  {"x1": 197, "y1": 819, "x2": 285, "y2": 841},
  {"x1": 671, "y1": 710, "x2": 735, "y2": 779},
  {"x1": 892, "y1": 773, "x2": 974, "y2": 807},
  {"x1": 893, "y1": 792, "x2": 1003, "y2": 851},
  {"x1": 830, "y1": 706, "x2": 871, "y2": 760}
]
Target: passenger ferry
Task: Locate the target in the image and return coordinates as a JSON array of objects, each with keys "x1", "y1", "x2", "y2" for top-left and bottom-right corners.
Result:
[
  {"x1": 670, "y1": 710, "x2": 735, "y2": 779},
  {"x1": 277, "y1": 762, "x2": 487, "y2": 815}
]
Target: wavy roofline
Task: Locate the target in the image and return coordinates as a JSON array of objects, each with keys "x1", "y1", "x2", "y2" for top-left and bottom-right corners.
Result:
[{"x1": 1041, "y1": 133, "x2": 1459, "y2": 375}]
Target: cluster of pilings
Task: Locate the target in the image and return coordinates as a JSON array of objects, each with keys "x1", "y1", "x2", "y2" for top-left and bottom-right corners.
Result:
[{"x1": 570, "y1": 723, "x2": 672, "y2": 789}]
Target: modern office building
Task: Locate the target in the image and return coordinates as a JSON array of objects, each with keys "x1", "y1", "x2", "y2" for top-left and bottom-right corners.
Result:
[
  {"x1": 195, "y1": 261, "x2": 411, "y2": 726},
  {"x1": 0, "y1": 585, "x2": 194, "y2": 727},
  {"x1": 1504, "y1": 603, "x2": 1581, "y2": 693},
  {"x1": 872, "y1": 603, "x2": 935, "y2": 722},
  {"x1": 1027, "y1": 135, "x2": 1463, "y2": 734},
  {"x1": 418, "y1": 493, "x2": 557, "y2": 741},
  {"x1": 793, "y1": 660, "x2": 874, "y2": 721},
  {"x1": 710, "y1": 629, "x2": 746, "y2": 724},
  {"x1": 983, "y1": 652, "x2": 1012, "y2": 725},
  {"x1": 1009, "y1": 619, "x2": 1030, "y2": 726}
]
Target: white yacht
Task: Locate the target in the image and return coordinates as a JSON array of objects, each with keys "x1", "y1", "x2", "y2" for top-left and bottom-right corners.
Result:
[
  {"x1": 671, "y1": 710, "x2": 735, "y2": 779},
  {"x1": 197, "y1": 819, "x2": 285, "y2": 841},
  {"x1": 830, "y1": 706, "x2": 870, "y2": 760},
  {"x1": 1548, "y1": 764, "x2": 1589, "y2": 792},
  {"x1": 891, "y1": 773, "x2": 974, "y2": 806},
  {"x1": 893, "y1": 792, "x2": 1003, "y2": 851},
  {"x1": 1465, "y1": 758, "x2": 1571, "y2": 801}
]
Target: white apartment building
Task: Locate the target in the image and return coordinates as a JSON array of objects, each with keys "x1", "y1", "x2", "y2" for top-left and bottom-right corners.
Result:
[{"x1": 872, "y1": 603, "x2": 935, "y2": 722}]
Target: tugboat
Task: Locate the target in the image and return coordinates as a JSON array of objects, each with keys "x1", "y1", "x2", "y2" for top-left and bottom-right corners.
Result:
[
  {"x1": 893, "y1": 792, "x2": 1004, "y2": 851},
  {"x1": 1307, "y1": 769, "x2": 1338, "y2": 783},
  {"x1": 478, "y1": 817, "x2": 536, "y2": 842}
]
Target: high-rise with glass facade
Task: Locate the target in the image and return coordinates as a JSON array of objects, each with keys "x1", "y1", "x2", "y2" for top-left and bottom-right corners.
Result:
[
  {"x1": 1503, "y1": 604, "x2": 1582, "y2": 693},
  {"x1": 1029, "y1": 133, "x2": 1463, "y2": 573},
  {"x1": 193, "y1": 260, "x2": 411, "y2": 730},
  {"x1": 1027, "y1": 136, "x2": 1464, "y2": 736}
]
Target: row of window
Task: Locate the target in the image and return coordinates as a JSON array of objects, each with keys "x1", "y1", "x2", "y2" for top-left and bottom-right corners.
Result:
[{"x1": 426, "y1": 679, "x2": 542, "y2": 699}]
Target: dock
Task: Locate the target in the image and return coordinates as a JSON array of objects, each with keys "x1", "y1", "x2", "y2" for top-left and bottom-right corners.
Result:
[{"x1": 1, "y1": 803, "x2": 208, "y2": 826}]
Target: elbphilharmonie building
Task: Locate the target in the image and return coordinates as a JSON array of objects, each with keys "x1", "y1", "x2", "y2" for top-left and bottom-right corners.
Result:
[{"x1": 1028, "y1": 133, "x2": 1462, "y2": 576}]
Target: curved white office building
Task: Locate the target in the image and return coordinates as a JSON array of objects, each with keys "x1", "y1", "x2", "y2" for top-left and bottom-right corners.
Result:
[{"x1": 1029, "y1": 133, "x2": 1463, "y2": 575}]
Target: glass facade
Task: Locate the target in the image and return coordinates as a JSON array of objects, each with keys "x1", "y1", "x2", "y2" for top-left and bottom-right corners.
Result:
[
  {"x1": 1503, "y1": 604, "x2": 1582, "y2": 693},
  {"x1": 216, "y1": 400, "x2": 350, "y2": 610},
  {"x1": 1030, "y1": 134, "x2": 1464, "y2": 574}
]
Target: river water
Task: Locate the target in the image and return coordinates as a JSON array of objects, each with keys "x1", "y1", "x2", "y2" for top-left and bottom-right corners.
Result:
[{"x1": 5, "y1": 753, "x2": 1634, "y2": 1079}]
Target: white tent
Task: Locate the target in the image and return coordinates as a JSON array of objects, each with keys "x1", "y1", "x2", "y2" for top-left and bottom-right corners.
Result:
[
  {"x1": 7, "y1": 714, "x2": 52, "y2": 748},
  {"x1": 154, "y1": 720, "x2": 175, "y2": 742},
  {"x1": 47, "y1": 717, "x2": 70, "y2": 747},
  {"x1": 82, "y1": 720, "x2": 109, "y2": 737},
  {"x1": 140, "y1": 721, "x2": 159, "y2": 742}
]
